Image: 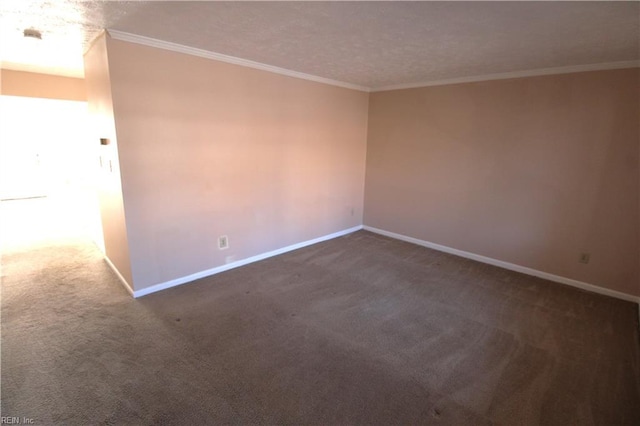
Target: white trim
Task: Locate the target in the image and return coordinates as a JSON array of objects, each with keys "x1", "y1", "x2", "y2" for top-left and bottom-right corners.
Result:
[
  {"x1": 372, "y1": 61, "x2": 640, "y2": 92},
  {"x1": 132, "y1": 225, "x2": 363, "y2": 298},
  {"x1": 107, "y1": 30, "x2": 369, "y2": 93},
  {"x1": 363, "y1": 225, "x2": 640, "y2": 304},
  {"x1": 105, "y1": 30, "x2": 638, "y2": 93},
  {"x1": 104, "y1": 255, "x2": 134, "y2": 297}
]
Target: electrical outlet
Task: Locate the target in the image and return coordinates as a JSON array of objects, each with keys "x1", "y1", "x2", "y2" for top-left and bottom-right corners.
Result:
[
  {"x1": 218, "y1": 235, "x2": 229, "y2": 250},
  {"x1": 579, "y1": 253, "x2": 590, "y2": 264}
]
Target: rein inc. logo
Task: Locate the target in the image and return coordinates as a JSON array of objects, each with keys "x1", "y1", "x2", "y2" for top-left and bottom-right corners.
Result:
[{"x1": 1, "y1": 417, "x2": 34, "y2": 424}]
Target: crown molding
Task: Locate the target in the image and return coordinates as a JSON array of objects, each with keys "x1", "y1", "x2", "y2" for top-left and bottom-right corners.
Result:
[
  {"x1": 372, "y1": 60, "x2": 640, "y2": 92},
  {"x1": 105, "y1": 29, "x2": 638, "y2": 93},
  {"x1": 107, "y1": 29, "x2": 369, "y2": 92},
  {"x1": 85, "y1": 29, "x2": 107, "y2": 55}
]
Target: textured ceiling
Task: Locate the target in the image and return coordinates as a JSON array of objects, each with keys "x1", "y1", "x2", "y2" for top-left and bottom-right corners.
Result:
[{"x1": 1, "y1": 1, "x2": 638, "y2": 89}]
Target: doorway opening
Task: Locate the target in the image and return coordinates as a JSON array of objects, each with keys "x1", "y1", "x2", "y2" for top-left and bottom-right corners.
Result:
[{"x1": 0, "y1": 95, "x2": 103, "y2": 253}]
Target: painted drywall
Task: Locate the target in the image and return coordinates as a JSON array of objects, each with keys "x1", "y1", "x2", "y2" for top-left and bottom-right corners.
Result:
[
  {"x1": 365, "y1": 68, "x2": 640, "y2": 297},
  {"x1": 104, "y1": 36, "x2": 368, "y2": 291},
  {"x1": 0, "y1": 69, "x2": 86, "y2": 101},
  {"x1": 83, "y1": 34, "x2": 134, "y2": 288}
]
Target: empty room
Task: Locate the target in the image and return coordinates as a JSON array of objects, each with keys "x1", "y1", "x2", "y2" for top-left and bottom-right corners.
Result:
[{"x1": 1, "y1": 1, "x2": 639, "y2": 425}]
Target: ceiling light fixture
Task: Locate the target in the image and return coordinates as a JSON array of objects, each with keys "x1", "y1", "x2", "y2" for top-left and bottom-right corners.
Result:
[{"x1": 23, "y1": 28, "x2": 42, "y2": 40}]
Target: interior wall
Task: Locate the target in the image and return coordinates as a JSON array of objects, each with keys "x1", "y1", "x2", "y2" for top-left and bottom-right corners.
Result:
[
  {"x1": 104, "y1": 36, "x2": 369, "y2": 291},
  {"x1": 0, "y1": 69, "x2": 86, "y2": 101},
  {"x1": 365, "y1": 68, "x2": 640, "y2": 297},
  {"x1": 83, "y1": 34, "x2": 134, "y2": 288}
]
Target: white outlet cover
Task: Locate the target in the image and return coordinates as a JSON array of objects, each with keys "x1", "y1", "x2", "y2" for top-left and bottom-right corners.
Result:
[{"x1": 219, "y1": 235, "x2": 229, "y2": 250}]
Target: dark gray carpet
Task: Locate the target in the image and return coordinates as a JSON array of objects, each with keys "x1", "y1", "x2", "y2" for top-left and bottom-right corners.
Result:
[{"x1": 2, "y1": 230, "x2": 639, "y2": 425}]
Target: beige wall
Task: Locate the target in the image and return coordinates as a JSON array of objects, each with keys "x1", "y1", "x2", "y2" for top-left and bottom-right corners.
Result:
[
  {"x1": 104, "y1": 37, "x2": 369, "y2": 291},
  {"x1": 365, "y1": 69, "x2": 640, "y2": 297},
  {"x1": 83, "y1": 34, "x2": 134, "y2": 288},
  {"x1": 0, "y1": 69, "x2": 86, "y2": 101},
  {"x1": 83, "y1": 33, "x2": 637, "y2": 299}
]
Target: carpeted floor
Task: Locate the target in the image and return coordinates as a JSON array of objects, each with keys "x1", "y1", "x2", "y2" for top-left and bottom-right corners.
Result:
[{"x1": 2, "y1": 228, "x2": 639, "y2": 425}]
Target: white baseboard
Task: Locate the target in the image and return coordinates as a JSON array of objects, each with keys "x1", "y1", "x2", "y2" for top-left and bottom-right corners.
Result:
[
  {"x1": 104, "y1": 255, "x2": 134, "y2": 297},
  {"x1": 363, "y1": 225, "x2": 640, "y2": 305},
  {"x1": 132, "y1": 225, "x2": 364, "y2": 298}
]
